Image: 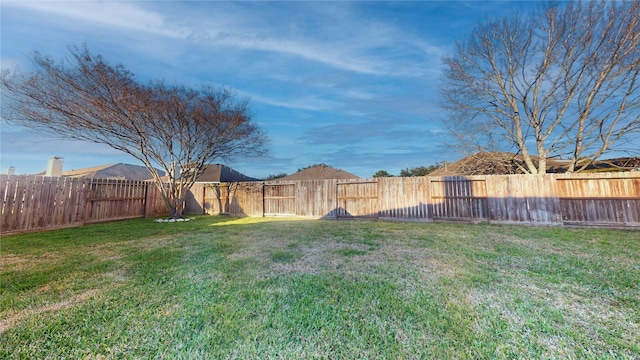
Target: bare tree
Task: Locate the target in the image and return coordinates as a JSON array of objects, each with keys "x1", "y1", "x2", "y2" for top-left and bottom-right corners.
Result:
[
  {"x1": 1, "y1": 46, "x2": 268, "y2": 218},
  {"x1": 441, "y1": 0, "x2": 640, "y2": 173}
]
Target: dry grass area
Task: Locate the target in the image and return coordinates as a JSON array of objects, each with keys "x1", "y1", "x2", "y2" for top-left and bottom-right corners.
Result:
[
  {"x1": 0, "y1": 289, "x2": 101, "y2": 333},
  {"x1": 1, "y1": 216, "x2": 639, "y2": 359}
]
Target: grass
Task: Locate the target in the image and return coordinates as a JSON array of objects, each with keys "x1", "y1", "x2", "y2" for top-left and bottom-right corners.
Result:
[{"x1": 1, "y1": 216, "x2": 639, "y2": 359}]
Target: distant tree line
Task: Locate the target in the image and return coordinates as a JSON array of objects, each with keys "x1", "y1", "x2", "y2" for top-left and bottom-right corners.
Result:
[
  {"x1": 373, "y1": 161, "x2": 448, "y2": 178},
  {"x1": 263, "y1": 173, "x2": 288, "y2": 181}
]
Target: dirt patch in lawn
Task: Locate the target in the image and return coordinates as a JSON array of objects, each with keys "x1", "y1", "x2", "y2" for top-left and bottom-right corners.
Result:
[
  {"x1": 0, "y1": 253, "x2": 63, "y2": 272},
  {"x1": 0, "y1": 289, "x2": 101, "y2": 334},
  {"x1": 0, "y1": 254, "x2": 29, "y2": 270}
]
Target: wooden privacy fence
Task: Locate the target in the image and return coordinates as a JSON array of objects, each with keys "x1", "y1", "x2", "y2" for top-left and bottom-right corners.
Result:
[
  {"x1": 185, "y1": 172, "x2": 640, "y2": 227},
  {"x1": 1, "y1": 175, "x2": 167, "y2": 234},
  {"x1": 5, "y1": 172, "x2": 636, "y2": 233}
]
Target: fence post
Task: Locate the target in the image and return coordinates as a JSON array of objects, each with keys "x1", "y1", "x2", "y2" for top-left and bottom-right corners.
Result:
[
  {"x1": 143, "y1": 182, "x2": 149, "y2": 218},
  {"x1": 262, "y1": 182, "x2": 266, "y2": 217}
]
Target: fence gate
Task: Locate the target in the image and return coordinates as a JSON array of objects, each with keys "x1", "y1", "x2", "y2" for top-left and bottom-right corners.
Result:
[
  {"x1": 336, "y1": 181, "x2": 379, "y2": 218},
  {"x1": 263, "y1": 183, "x2": 297, "y2": 216}
]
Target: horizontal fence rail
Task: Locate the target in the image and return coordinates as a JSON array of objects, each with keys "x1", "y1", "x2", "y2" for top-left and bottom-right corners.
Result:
[
  {"x1": 186, "y1": 172, "x2": 640, "y2": 228},
  {"x1": 1, "y1": 175, "x2": 168, "y2": 234}
]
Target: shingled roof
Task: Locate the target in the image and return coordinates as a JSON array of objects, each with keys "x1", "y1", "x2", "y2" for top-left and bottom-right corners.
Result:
[
  {"x1": 61, "y1": 163, "x2": 160, "y2": 181},
  {"x1": 58, "y1": 163, "x2": 258, "y2": 182},
  {"x1": 429, "y1": 152, "x2": 568, "y2": 176},
  {"x1": 276, "y1": 164, "x2": 360, "y2": 180},
  {"x1": 429, "y1": 152, "x2": 640, "y2": 176},
  {"x1": 194, "y1": 164, "x2": 260, "y2": 182}
]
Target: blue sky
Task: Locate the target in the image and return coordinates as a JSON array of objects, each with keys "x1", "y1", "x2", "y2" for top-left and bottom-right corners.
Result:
[{"x1": 1, "y1": 1, "x2": 537, "y2": 179}]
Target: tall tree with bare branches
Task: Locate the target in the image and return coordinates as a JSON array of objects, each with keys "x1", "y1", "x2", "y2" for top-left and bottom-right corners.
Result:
[
  {"x1": 1, "y1": 46, "x2": 268, "y2": 218},
  {"x1": 441, "y1": 0, "x2": 640, "y2": 173}
]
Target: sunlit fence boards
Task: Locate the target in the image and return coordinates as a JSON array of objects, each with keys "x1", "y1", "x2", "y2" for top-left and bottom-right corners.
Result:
[
  {"x1": 430, "y1": 176, "x2": 488, "y2": 221},
  {"x1": 3, "y1": 172, "x2": 638, "y2": 234},
  {"x1": 485, "y1": 175, "x2": 561, "y2": 224},
  {"x1": 556, "y1": 173, "x2": 640, "y2": 226},
  {"x1": 187, "y1": 172, "x2": 640, "y2": 228}
]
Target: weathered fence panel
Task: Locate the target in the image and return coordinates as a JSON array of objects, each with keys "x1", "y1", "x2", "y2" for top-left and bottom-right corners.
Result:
[
  {"x1": 430, "y1": 176, "x2": 488, "y2": 221},
  {"x1": 336, "y1": 180, "x2": 379, "y2": 218},
  {"x1": 1, "y1": 175, "x2": 168, "y2": 234},
  {"x1": 205, "y1": 184, "x2": 230, "y2": 215},
  {"x1": 486, "y1": 175, "x2": 562, "y2": 225},
  {"x1": 184, "y1": 172, "x2": 639, "y2": 228},
  {"x1": 182, "y1": 183, "x2": 232, "y2": 215},
  {"x1": 144, "y1": 184, "x2": 169, "y2": 218},
  {"x1": 184, "y1": 183, "x2": 205, "y2": 215},
  {"x1": 264, "y1": 183, "x2": 296, "y2": 216},
  {"x1": 378, "y1": 177, "x2": 430, "y2": 220},
  {"x1": 83, "y1": 178, "x2": 148, "y2": 223},
  {"x1": 227, "y1": 182, "x2": 263, "y2": 216},
  {"x1": 1, "y1": 176, "x2": 87, "y2": 233},
  {"x1": 556, "y1": 173, "x2": 640, "y2": 226},
  {"x1": 296, "y1": 179, "x2": 338, "y2": 218}
]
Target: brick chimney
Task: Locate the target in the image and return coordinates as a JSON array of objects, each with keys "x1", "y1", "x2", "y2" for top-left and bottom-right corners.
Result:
[{"x1": 46, "y1": 156, "x2": 64, "y2": 177}]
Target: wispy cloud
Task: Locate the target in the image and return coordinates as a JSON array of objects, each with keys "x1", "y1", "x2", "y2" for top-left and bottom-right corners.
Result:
[
  {"x1": 210, "y1": 33, "x2": 388, "y2": 75},
  {"x1": 297, "y1": 119, "x2": 437, "y2": 146},
  {"x1": 0, "y1": 57, "x2": 21, "y2": 71},
  {"x1": 240, "y1": 91, "x2": 339, "y2": 112},
  {"x1": 3, "y1": 1, "x2": 185, "y2": 38},
  {"x1": 3, "y1": 1, "x2": 523, "y2": 177},
  {"x1": 4, "y1": 1, "x2": 445, "y2": 77}
]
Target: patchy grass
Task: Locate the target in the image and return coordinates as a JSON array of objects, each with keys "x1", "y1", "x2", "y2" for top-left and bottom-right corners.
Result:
[
  {"x1": 1, "y1": 216, "x2": 639, "y2": 359},
  {"x1": 336, "y1": 248, "x2": 368, "y2": 257}
]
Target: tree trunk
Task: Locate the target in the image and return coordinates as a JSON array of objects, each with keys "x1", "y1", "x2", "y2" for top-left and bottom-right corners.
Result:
[{"x1": 171, "y1": 198, "x2": 184, "y2": 219}]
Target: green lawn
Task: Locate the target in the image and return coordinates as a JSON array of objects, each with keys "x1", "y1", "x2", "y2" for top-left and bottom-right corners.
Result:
[{"x1": 1, "y1": 216, "x2": 639, "y2": 359}]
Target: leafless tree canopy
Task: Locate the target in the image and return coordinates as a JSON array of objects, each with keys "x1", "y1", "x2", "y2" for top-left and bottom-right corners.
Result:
[
  {"x1": 441, "y1": 0, "x2": 640, "y2": 173},
  {"x1": 1, "y1": 46, "x2": 268, "y2": 217}
]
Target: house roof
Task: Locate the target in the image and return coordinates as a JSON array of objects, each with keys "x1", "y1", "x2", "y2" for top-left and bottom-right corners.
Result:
[
  {"x1": 583, "y1": 157, "x2": 640, "y2": 171},
  {"x1": 430, "y1": 152, "x2": 640, "y2": 176},
  {"x1": 61, "y1": 163, "x2": 159, "y2": 181},
  {"x1": 276, "y1": 164, "x2": 360, "y2": 180},
  {"x1": 35, "y1": 162, "x2": 258, "y2": 182},
  {"x1": 194, "y1": 164, "x2": 260, "y2": 182},
  {"x1": 429, "y1": 152, "x2": 567, "y2": 176}
]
